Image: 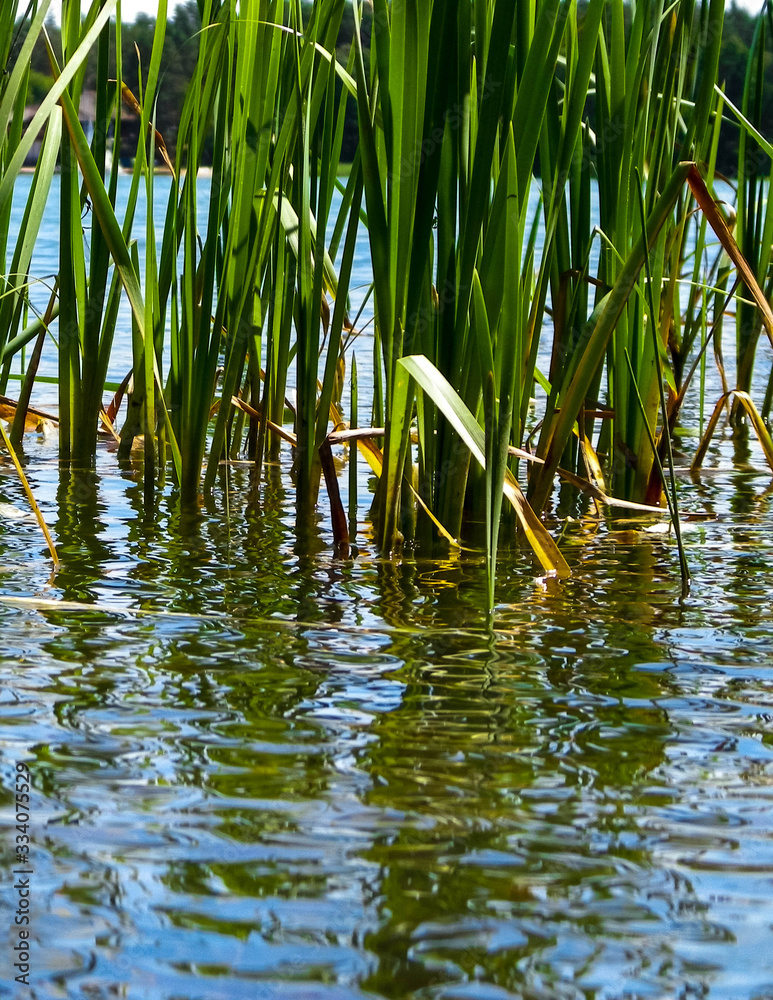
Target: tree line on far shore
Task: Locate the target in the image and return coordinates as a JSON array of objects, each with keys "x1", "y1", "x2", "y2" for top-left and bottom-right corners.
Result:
[{"x1": 12, "y1": 1, "x2": 773, "y2": 177}]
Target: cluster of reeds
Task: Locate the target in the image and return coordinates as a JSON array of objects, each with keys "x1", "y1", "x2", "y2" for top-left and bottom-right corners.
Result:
[{"x1": 2, "y1": 0, "x2": 773, "y2": 601}]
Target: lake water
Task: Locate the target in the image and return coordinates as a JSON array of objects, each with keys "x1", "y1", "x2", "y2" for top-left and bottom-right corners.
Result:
[{"x1": 1, "y1": 175, "x2": 773, "y2": 999}]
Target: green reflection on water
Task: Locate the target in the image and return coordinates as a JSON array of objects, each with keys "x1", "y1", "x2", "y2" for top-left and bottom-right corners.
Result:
[{"x1": 0, "y1": 456, "x2": 772, "y2": 998}]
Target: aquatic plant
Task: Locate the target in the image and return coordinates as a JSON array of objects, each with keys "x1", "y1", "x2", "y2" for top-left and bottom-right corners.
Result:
[{"x1": 3, "y1": 0, "x2": 773, "y2": 597}]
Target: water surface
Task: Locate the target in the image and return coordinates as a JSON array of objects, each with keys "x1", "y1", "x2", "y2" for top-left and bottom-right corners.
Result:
[{"x1": 0, "y1": 437, "x2": 772, "y2": 999}]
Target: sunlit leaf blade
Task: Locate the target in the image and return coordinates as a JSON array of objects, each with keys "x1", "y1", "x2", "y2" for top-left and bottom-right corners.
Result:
[
  {"x1": 399, "y1": 354, "x2": 569, "y2": 577},
  {"x1": 0, "y1": 421, "x2": 58, "y2": 568}
]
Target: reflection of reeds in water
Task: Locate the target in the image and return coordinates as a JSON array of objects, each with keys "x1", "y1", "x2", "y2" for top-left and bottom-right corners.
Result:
[{"x1": 2, "y1": 0, "x2": 773, "y2": 596}]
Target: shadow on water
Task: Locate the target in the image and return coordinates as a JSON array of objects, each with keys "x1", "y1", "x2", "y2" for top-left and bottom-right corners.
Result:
[{"x1": 0, "y1": 453, "x2": 772, "y2": 998}]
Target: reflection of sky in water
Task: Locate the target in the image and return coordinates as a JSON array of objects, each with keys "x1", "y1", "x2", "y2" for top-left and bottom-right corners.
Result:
[{"x1": 0, "y1": 448, "x2": 772, "y2": 998}]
